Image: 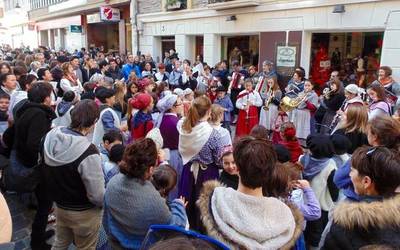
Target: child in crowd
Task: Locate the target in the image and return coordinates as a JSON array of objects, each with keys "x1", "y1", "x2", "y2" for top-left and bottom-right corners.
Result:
[
  {"x1": 330, "y1": 134, "x2": 351, "y2": 169},
  {"x1": 278, "y1": 122, "x2": 303, "y2": 163},
  {"x1": 0, "y1": 93, "x2": 10, "y2": 134},
  {"x1": 92, "y1": 87, "x2": 124, "y2": 147},
  {"x1": 99, "y1": 130, "x2": 123, "y2": 164},
  {"x1": 218, "y1": 146, "x2": 239, "y2": 189},
  {"x1": 209, "y1": 104, "x2": 232, "y2": 147},
  {"x1": 272, "y1": 108, "x2": 289, "y2": 143},
  {"x1": 235, "y1": 79, "x2": 263, "y2": 137},
  {"x1": 214, "y1": 86, "x2": 233, "y2": 134},
  {"x1": 280, "y1": 162, "x2": 321, "y2": 250},
  {"x1": 299, "y1": 134, "x2": 338, "y2": 250},
  {"x1": 129, "y1": 93, "x2": 154, "y2": 141},
  {"x1": 80, "y1": 82, "x2": 96, "y2": 100},
  {"x1": 250, "y1": 124, "x2": 269, "y2": 140},
  {"x1": 183, "y1": 88, "x2": 194, "y2": 116},
  {"x1": 207, "y1": 84, "x2": 218, "y2": 103},
  {"x1": 104, "y1": 144, "x2": 125, "y2": 185},
  {"x1": 53, "y1": 90, "x2": 75, "y2": 127}
]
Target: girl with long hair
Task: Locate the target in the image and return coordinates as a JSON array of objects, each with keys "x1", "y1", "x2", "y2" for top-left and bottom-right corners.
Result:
[
  {"x1": 367, "y1": 83, "x2": 391, "y2": 119},
  {"x1": 333, "y1": 103, "x2": 369, "y2": 154},
  {"x1": 59, "y1": 62, "x2": 83, "y2": 97},
  {"x1": 113, "y1": 80, "x2": 127, "y2": 119},
  {"x1": 178, "y1": 95, "x2": 224, "y2": 230},
  {"x1": 259, "y1": 77, "x2": 282, "y2": 135}
]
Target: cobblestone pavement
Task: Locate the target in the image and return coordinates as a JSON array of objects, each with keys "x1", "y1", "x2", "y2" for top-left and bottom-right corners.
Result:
[{"x1": 4, "y1": 192, "x2": 55, "y2": 250}]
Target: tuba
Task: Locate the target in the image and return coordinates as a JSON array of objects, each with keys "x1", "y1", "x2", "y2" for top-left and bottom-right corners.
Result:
[{"x1": 280, "y1": 91, "x2": 309, "y2": 113}]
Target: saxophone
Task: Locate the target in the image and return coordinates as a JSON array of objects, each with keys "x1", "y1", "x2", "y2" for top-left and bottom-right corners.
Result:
[{"x1": 263, "y1": 81, "x2": 274, "y2": 111}]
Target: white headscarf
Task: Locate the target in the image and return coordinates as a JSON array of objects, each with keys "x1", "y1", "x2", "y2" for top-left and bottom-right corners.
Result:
[{"x1": 155, "y1": 93, "x2": 178, "y2": 128}]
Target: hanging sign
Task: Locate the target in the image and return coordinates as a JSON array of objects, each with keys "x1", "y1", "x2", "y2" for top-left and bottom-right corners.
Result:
[
  {"x1": 276, "y1": 46, "x2": 296, "y2": 67},
  {"x1": 100, "y1": 6, "x2": 120, "y2": 22}
]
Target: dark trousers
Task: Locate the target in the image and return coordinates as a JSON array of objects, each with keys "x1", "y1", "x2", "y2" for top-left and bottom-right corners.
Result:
[
  {"x1": 222, "y1": 121, "x2": 232, "y2": 135},
  {"x1": 30, "y1": 181, "x2": 52, "y2": 246}
]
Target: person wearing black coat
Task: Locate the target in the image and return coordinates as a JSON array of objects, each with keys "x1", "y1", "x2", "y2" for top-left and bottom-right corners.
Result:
[
  {"x1": 4, "y1": 82, "x2": 57, "y2": 250},
  {"x1": 315, "y1": 80, "x2": 346, "y2": 134},
  {"x1": 322, "y1": 146, "x2": 400, "y2": 250}
]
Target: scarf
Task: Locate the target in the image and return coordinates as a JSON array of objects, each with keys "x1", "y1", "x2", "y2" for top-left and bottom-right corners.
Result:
[
  {"x1": 65, "y1": 74, "x2": 77, "y2": 85},
  {"x1": 301, "y1": 153, "x2": 331, "y2": 181},
  {"x1": 133, "y1": 110, "x2": 153, "y2": 129},
  {"x1": 379, "y1": 77, "x2": 394, "y2": 86},
  {"x1": 177, "y1": 120, "x2": 213, "y2": 164}
]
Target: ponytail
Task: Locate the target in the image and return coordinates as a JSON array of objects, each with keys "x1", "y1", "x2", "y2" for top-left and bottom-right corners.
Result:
[{"x1": 182, "y1": 95, "x2": 211, "y2": 133}]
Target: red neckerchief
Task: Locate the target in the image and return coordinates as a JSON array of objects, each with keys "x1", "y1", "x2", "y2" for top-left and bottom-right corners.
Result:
[
  {"x1": 65, "y1": 74, "x2": 77, "y2": 85},
  {"x1": 256, "y1": 76, "x2": 265, "y2": 93},
  {"x1": 237, "y1": 90, "x2": 253, "y2": 100},
  {"x1": 379, "y1": 77, "x2": 394, "y2": 86}
]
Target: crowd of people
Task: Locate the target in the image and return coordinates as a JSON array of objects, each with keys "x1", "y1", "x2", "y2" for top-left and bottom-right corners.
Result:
[{"x1": 0, "y1": 44, "x2": 399, "y2": 250}]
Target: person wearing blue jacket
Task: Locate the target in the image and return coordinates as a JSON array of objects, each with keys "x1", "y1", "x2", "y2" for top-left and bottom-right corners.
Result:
[
  {"x1": 214, "y1": 86, "x2": 234, "y2": 133},
  {"x1": 122, "y1": 54, "x2": 141, "y2": 81}
]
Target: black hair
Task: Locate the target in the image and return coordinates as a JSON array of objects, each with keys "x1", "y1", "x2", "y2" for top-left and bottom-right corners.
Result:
[
  {"x1": 27, "y1": 81, "x2": 53, "y2": 103},
  {"x1": 151, "y1": 164, "x2": 177, "y2": 198},
  {"x1": 0, "y1": 72, "x2": 13, "y2": 84},
  {"x1": 98, "y1": 60, "x2": 109, "y2": 70},
  {"x1": 62, "y1": 91, "x2": 76, "y2": 102},
  {"x1": 18, "y1": 74, "x2": 37, "y2": 91},
  {"x1": 70, "y1": 99, "x2": 100, "y2": 130},
  {"x1": 102, "y1": 130, "x2": 123, "y2": 144},
  {"x1": 95, "y1": 87, "x2": 115, "y2": 103},
  {"x1": 37, "y1": 67, "x2": 49, "y2": 80},
  {"x1": 306, "y1": 134, "x2": 335, "y2": 159},
  {"x1": 0, "y1": 93, "x2": 10, "y2": 100},
  {"x1": 109, "y1": 144, "x2": 125, "y2": 164},
  {"x1": 330, "y1": 134, "x2": 352, "y2": 155}
]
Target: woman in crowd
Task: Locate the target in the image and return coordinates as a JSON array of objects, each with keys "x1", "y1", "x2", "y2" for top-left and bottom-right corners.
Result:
[
  {"x1": 103, "y1": 138, "x2": 187, "y2": 249},
  {"x1": 198, "y1": 137, "x2": 303, "y2": 249},
  {"x1": 334, "y1": 116, "x2": 400, "y2": 201},
  {"x1": 129, "y1": 92, "x2": 154, "y2": 140},
  {"x1": 60, "y1": 62, "x2": 83, "y2": 97},
  {"x1": 0, "y1": 62, "x2": 12, "y2": 75},
  {"x1": 333, "y1": 103, "x2": 369, "y2": 154},
  {"x1": 290, "y1": 80, "x2": 318, "y2": 141},
  {"x1": 317, "y1": 79, "x2": 346, "y2": 134},
  {"x1": 113, "y1": 81, "x2": 127, "y2": 119},
  {"x1": 142, "y1": 62, "x2": 155, "y2": 78},
  {"x1": 286, "y1": 69, "x2": 305, "y2": 94},
  {"x1": 43, "y1": 100, "x2": 105, "y2": 250},
  {"x1": 278, "y1": 122, "x2": 303, "y2": 163},
  {"x1": 124, "y1": 81, "x2": 138, "y2": 102},
  {"x1": 372, "y1": 66, "x2": 400, "y2": 111},
  {"x1": 156, "y1": 93, "x2": 184, "y2": 200},
  {"x1": 259, "y1": 77, "x2": 282, "y2": 135},
  {"x1": 209, "y1": 104, "x2": 232, "y2": 147},
  {"x1": 323, "y1": 146, "x2": 400, "y2": 249},
  {"x1": 178, "y1": 95, "x2": 224, "y2": 230},
  {"x1": 367, "y1": 83, "x2": 391, "y2": 119}
]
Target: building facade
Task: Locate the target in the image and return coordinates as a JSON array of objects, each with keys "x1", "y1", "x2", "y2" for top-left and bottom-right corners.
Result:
[{"x1": 136, "y1": 0, "x2": 400, "y2": 80}]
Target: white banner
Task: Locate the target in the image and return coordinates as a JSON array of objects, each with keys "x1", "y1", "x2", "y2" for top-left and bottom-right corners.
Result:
[{"x1": 276, "y1": 46, "x2": 296, "y2": 67}]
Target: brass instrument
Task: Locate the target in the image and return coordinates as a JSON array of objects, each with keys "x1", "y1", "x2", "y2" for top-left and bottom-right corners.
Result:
[
  {"x1": 280, "y1": 91, "x2": 309, "y2": 113},
  {"x1": 263, "y1": 81, "x2": 274, "y2": 111},
  {"x1": 323, "y1": 88, "x2": 335, "y2": 99}
]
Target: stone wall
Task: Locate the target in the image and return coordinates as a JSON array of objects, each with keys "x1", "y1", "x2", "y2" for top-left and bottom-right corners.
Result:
[
  {"x1": 192, "y1": 0, "x2": 208, "y2": 9},
  {"x1": 138, "y1": 0, "x2": 162, "y2": 14}
]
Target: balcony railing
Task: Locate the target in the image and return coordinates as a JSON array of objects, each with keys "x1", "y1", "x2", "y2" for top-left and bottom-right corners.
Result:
[
  {"x1": 29, "y1": 0, "x2": 67, "y2": 11},
  {"x1": 207, "y1": 0, "x2": 261, "y2": 10}
]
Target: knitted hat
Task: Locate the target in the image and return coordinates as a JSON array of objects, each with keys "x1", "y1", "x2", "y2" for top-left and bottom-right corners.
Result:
[
  {"x1": 306, "y1": 134, "x2": 335, "y2": 159},
  {"x1": 130, "y1": 93, "x2": 152, "y2": 110},
  {"x1": 157, "y1": 94, "x2": 178, "y2": 113},
  {"x1": 330, "y1": 134, "x2": 352, "y2": 155},
  {"x1": 146, "y1": 128, "x2": 163, "y2": 150},
  {"x1": 345, "y1": 84, "x2": 359, "y2": 95}
]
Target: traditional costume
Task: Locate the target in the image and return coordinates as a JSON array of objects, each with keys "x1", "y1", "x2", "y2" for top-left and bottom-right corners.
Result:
[
  {"x1": 156, "y1": 93, "x2": 183, "y2": 200},
  {"x1": 129, "y1": 93, "x2": 154, "y2": 141},
  {"x1": 259, "y1": 89, "x2": 282, "y2": 131},
  {"x1": 235, "y1": 90, "x2": 263, "y2": 137},
  {"x1": 290, "y1": 91, "x2": 319, "y2": 140},
  {"x1": 255, "y1": 71, "x2": 277, "y2": 99},
  {"x1": 372, "y1": 77, "x2": 400, "y2": 112},
  {"x1": 369, "y1": 100, "x2": 391, "y2": 120},
  {"x1": 177, "y1": 120, "x2": 224, "y2": 230},
  {"x1": 228, "y1": 71, "x2": 245, "y2": 116}
]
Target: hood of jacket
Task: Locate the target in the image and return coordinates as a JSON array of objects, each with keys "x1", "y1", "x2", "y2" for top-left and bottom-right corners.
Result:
[
  {"x1": 333, "y1": 194, "x2": 400, "y2": 230},
  {"x1": 43, "y1": 127, "x2": 92, "y2": 166},
  {"x1": 301, "y1": 154, "x2": 331, "y2": 181},
  {"x1": 16, "y1": 101, "x2": 56, "y2": 121},
  {"x1": 197, "y1": 181, "x2": 303, "y2": 250},
  {"x1": 56, "y1": 101, "x2": 73, "y2": 117}
]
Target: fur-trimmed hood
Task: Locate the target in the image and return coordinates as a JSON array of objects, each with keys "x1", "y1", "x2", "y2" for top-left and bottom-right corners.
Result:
[
  {"x1": 197, "y1": 181, "x2": 304, "y2": 250},
  {"x1": 333, "y1": 195, "x2": 400, "y2": 230}
]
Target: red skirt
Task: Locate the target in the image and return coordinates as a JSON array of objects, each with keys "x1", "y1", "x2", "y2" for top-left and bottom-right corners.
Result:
[{"x1": 236, "y1": 106, "x2": 259, "y2": 137}]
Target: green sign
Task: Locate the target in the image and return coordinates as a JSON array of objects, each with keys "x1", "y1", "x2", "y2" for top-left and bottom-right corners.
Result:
[{"x1": 70, "y1": 25, "x2": 82, "y2": 33}]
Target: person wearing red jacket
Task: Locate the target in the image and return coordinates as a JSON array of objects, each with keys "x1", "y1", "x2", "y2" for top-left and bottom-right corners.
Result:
[
  {"x1": 278, "y1": 122, "x2": 303, "y2": 163},
  {"x1": 129, "y1": 93, "x2": 154, "y2": 141}
]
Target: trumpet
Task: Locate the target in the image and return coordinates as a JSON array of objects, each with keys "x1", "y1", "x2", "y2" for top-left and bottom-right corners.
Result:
[{"x1": 322, "y1": 88, "x2": 334, "y2": 99}]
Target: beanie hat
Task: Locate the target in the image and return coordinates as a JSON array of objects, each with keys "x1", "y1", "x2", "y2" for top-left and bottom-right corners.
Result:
[
  {"x1": 306, "y1": 134, "x2": 335, "y2": 159},
  {"x1": 345, "y1": 84, "x2": 359, "y2": 95},
  {"x1": 109, "y1": 144, "x2": 125, "y2": 163},
  {"x1": 130, "y1": 93, "x2": 152, "y2": 110},
  {"x1": 330, "y1": 134, "x2": 352, "y2": 155}
]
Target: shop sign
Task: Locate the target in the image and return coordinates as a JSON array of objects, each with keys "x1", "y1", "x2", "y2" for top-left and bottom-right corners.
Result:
[
  {"x1": 100, "y1": 7, "x2": 120, "y2": 22},
  {"x1": 70, "y1": 25, "x2": 82, "y2": 33},
  {"x1": 276, "y1": 46, "x2": 296, "y2": 67},
  {"x1": 87, "y1": 13, "x2": 101, "y2": 24}
]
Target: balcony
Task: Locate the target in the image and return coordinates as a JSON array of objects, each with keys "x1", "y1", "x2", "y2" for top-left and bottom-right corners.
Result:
[{"x1": 207, "y1": 0, "x2": 261, "y2": 10}]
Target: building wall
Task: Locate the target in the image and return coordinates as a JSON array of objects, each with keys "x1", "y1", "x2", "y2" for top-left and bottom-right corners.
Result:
[
  {"x1": 138, "y1": 0, "x2": 162, "y2": 14},
  {"x1": 136, "y1": 0, "x2": 400, "y2": 80}
]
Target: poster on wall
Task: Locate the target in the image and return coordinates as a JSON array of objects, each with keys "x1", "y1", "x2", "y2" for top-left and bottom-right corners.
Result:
[{"x1": 276, "y1": 46, "x2": 296, "y2": 67}]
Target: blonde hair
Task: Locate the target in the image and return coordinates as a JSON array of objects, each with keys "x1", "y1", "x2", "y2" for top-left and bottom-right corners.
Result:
[
  {"x1": 182, "y1": 96, "x2": 211, "y2": 133},
  {"x1": 114, "y1": 80, "x2": 127, "y2": 112},
  {"x1": 339, "y1": 103, "x2": 368, "y2": 133},
  {"x1": 209, "y1": 104, "x2": 224, "y2": 124}
]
